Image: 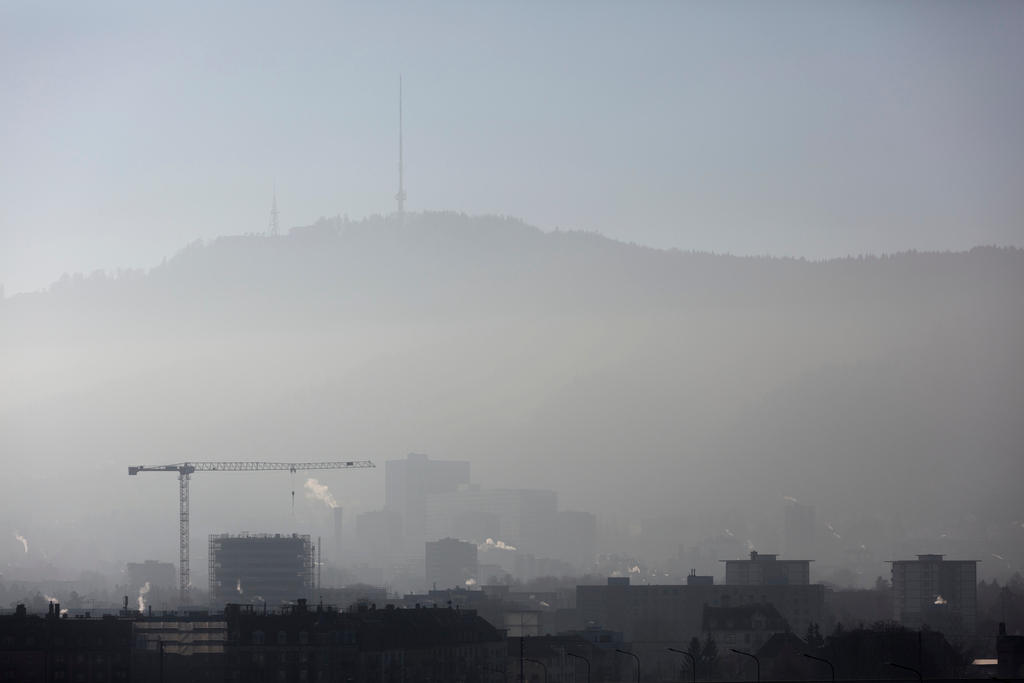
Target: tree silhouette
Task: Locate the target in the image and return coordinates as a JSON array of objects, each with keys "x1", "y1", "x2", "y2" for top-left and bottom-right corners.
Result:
[{"x1": 805, "y1": 622, "x2": 825, "y2": 650}]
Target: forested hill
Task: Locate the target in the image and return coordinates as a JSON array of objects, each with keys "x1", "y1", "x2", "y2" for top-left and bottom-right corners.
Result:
[
  {"x1": 3, "y1": 211, "x2": 1020, "y2": 339},
  {"x1": 2, "y1": 212, "x2": 1022, "y2": 572}
]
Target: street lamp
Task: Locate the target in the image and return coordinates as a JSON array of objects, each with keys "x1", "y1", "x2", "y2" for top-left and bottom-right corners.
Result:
[
  {"x1": 667, "y1": 647, "x2": 696, "y2": 683},
  {"x1": 889, "y1": 662, "x2": 922, "y2": 683},
  {"x1": 616, "y1": 648, "x2": 641, "y2": 683},
  {"x1": 566, "y1": 652, "x2": 590, "y2": 683},
  {"x1": 524, "y1": 658, "x2": 548, "y2": 683},
  {"x1": 730, "y1": 649, "x2": 760, "y2": 683},
  {"x1": 803, "y1": 653, "x2": 835, "y2": 683}
]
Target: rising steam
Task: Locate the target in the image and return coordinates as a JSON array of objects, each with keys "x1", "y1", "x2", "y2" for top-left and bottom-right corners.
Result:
[
  {"x1": 304, "y1": 478, "x2": 338, "y2": 508},
  {"x1": 14, "y1": 532, "x2": 28, "y2": 553},
  {"x1": 479, "y1": 537, "x2": 517, "y2": 551},
  {"x1": 137, "y1": 582, "x2": 151, "y2": 612}
]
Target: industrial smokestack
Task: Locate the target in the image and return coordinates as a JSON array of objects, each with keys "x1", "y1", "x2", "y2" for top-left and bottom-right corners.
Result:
[{"x1": 333, "y1": 507, "x2": 343, "y2": 565}]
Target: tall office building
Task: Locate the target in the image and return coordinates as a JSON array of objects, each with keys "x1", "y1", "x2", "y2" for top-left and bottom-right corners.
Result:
[
  {"x1": 891, "y1": 554, "x2": 977, "y2": 635},
  {"x1": 425, "y1": 487, "x2": 558, "y2": 555},
  {"x1": 385, "y1": 453, "x2": 471, "y2": 550}
]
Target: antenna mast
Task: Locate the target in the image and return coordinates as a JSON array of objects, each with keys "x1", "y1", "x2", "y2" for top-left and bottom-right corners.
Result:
[
  {"x1": 395, "y1": 75, "x2": 406, "y2": 219},
  {"x1": 269, "y1": 184, "x2": 280, "y2": 235}
]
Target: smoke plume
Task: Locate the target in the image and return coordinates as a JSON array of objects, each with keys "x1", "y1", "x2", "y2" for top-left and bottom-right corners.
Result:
[
  {"x1": 479, "y1": 537, "x2": 517, "y2": 551},
  {"x1": 137, "y1": 582, "x2": 151, "y2": 612},
  {"x1": 14, "y1": 532, "x2": 28, "y2": 553},
  {"x1": 304, "y1": 478, "x2": 338, "y2": 509}
]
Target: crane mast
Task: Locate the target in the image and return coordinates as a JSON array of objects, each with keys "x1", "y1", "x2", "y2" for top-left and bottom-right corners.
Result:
[{"x1": 129, "y1": 460, "x2": 375, "y2": 605}]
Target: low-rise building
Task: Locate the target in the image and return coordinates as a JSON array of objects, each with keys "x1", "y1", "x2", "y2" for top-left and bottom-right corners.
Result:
[
  {"x1": 724, "y1": 551, "x2": 811, "y2": 586},
  {"x1": 576, "y1": 577, "x2": 824, "y2": 644}
]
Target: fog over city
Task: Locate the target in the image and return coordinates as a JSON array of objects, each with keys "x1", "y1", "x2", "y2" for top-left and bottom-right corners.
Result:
[{"x1": 1, "y1": 0, "x2": 1023, "y2": 647}]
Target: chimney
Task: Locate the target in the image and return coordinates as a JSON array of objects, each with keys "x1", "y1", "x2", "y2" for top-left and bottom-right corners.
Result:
[{"x1": 333, "y1": 507, "x2": 344, "y2": 565}]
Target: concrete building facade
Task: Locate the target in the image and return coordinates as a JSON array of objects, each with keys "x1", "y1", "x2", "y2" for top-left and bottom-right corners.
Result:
[
  {"x1": 425, "y1": 537, "x2": 478, "y2": 590},
  {"x1": 576, "y1": 579, "x2": 824, "y2": 645},
  {"x1": 208, "y1": 534, "x2": 313, "y2": 609},
  {"x1": 891, "y1": 554, "x2": 977, "y2": 636},
  {"x1": 384, "y1": 453, "x2": 470, "y2": 551},
  {"x1": 724, "y1": 551, "x2": 811, "y2": 586}
]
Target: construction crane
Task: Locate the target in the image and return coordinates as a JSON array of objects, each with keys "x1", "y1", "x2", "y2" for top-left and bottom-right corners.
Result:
[{"x1": 128, "y1": 460, "x2": 375, "y2": 605}]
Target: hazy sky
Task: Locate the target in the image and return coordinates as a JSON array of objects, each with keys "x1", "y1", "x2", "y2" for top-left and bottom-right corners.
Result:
[{"x1": 2, "y1": 0, "x2": 1022, "y2": 294}]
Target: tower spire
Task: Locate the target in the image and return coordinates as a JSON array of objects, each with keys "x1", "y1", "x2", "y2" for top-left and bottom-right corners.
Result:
[
  {"x1": 395, "y1": 75, "x2": 406, "y2": 219},
  {"x1": 269, "y1": 183, "x2": 280, "y2": 235}
]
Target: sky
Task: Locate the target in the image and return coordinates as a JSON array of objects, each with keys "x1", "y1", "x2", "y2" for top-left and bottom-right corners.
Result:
[{"x1": 2, "y1": 0, "x2": 1023, "y2": 295}]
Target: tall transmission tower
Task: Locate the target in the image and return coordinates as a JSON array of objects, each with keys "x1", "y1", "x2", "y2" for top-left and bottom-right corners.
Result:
[
  {"x1": 269, "y1": 184, "x2": 280, "y2": 235},
  {"x1": 394, "y1": 75, "x2": 407, "y2": 219}
]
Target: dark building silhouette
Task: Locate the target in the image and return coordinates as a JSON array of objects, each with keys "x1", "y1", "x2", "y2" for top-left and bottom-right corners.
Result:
[
  {"x1": 223, "y1": 600, "x2": 504, "y2": 683},
  {"x1": 0, "y1": 603, "x2": 132, "y2": 682},
  {"x1": 997, "y1": 622, "x2": 1024, "y2": 678},
  {"x1": 724, "y1": 550, "x2": 811, "y2": 585},
  {"x1": 702, "y1": 602, "x2": 788, "y2": 651},
  {"x1": 208, "y1": 533, "x2": 313, "y2": 609},
  {"x1": 891, "y1": 554, "x2": 978, "y2": 635},
  {"x1": 576, "y1": 576, "x2": 823, "y2": 644},
  {"x1": 132, "y1": 611, "x2": 225, "y2": 682},
  {"x1": 425, "y1": 537, "x2": 478, "y2": 590}
]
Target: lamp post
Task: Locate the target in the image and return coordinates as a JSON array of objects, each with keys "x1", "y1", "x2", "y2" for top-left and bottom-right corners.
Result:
[
  {"x1": 524, "y1": 658, "x2": 548, "y2": 683},
  {"x1": 730, "y1": 649, "x2": 760, "y2": 683},
  {"x1": 889, "y1": 662, "x2": 923, "y2": 683},
  {"x1": 803, "y1": 653, "x2": 835, "y2": 683},
  {"x1": 616, "y1": 648, "x2": 640, "y2": 683},
  {"x1": 667, "y1": 647, "x2": 696, "y2": 683},
  {"x1": 566, "y1": 652, "x2": 590, "y2": 683}
]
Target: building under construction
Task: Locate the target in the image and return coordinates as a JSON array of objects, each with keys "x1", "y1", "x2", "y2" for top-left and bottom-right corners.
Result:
[{"x1": 209, "y1": 533, "x2": 313, "y2": 609}]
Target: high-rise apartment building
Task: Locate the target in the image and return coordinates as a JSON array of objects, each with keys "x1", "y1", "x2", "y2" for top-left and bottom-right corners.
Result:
[{"x1": 891, "y1": 554, "x2": 977, "y2": 635}]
